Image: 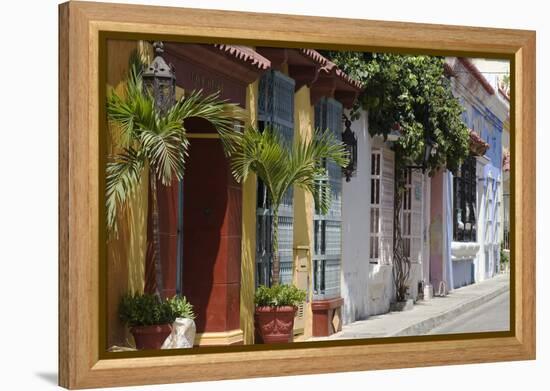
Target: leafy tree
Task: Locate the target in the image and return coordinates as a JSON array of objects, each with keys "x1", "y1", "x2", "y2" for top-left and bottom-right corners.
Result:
[
  {"x1": 106, "y1": 55, "x2": 242, "y2": 295},
  {"x1": 500, "y1": 73, "x2": 510, "y2": 95},
  {"x1": 324, "y1": 52, "x2": 469, "y2": 174},
  {"x1": 322, "y1": 52, "x2": 470, "y2": 301},
  {"x1": 230, "y1": 127, "x2": 348, "y2": 285}
]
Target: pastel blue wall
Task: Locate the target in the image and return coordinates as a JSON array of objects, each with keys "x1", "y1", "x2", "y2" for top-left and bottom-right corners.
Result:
[
  {"x1": 459, "y1": 97, "x2": 504, "y2": 172},
  {"x1": 452, "y1": 94, "x2": 504, "y2": 285}
]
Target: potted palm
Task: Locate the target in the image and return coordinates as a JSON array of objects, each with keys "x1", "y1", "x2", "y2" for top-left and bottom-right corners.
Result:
[
  {"x1": 106, "y1": 54, "x2": 242, "y2": 295},
  {"x1": 230, "y1": 126, "x2": 348, "y2": 343},
  {"x1": 119, "y1": 293, "x2": 195, "y2": 350}
]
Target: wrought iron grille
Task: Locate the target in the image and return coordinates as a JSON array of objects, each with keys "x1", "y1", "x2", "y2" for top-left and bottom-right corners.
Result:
[
  {"x1": 255, "y1": 70, "x2": 295, "y2": 287},
  {"x1": 453, "y1": 155, "x2": 477, "y2": 242},
  {"x1": 312, "y1": 97, "x2": 343, "y2": 300}
]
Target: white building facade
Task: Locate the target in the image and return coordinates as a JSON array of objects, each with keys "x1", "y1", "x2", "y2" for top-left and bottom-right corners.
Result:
[{"x1": 341, "y1": 110, "x2": 431, "y2": 323}]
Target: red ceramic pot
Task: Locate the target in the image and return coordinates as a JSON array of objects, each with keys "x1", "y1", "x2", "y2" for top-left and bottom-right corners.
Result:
[
  {"x1": 131, "y1": 324, "x2": 172, "y2": 350},
  {"x1": 254, "y1": 306, "x2": 296, "y2": 344}
]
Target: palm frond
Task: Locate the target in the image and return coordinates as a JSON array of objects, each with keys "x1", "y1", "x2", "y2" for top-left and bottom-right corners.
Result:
[
  {"x1": 107, "y1": 67, "x2": 156, "y2": 148},
  {"x1": 105, "y1": 148, "x2": 144, "y2": 233},
  {"x1": 230, "y1": 126, "x2": 291, "y2": 206},
  {"x1": 106, "y1": 57, "x2": 246, "y2": 234},
  {"x1": 140, "y1": 125, "x2": 188, "y2": 186},
  {"x1": 168, "y1": 90, "x2": 245, "y2": 155},
  {"x1": 312, "y1": 178, "x2": 333, "y2": 216},
  {"x1": 286, "y1": 128, "x2": 348, "y2": 214},
  {"x1": 128, "y1": 49, "x2": 145, "y2": 83},
  {"x1": 312, "y1": 127, "x2": 350, "y2": 167},
  {"x1": 230, "y1": 125, "x2": 348, "y2": 214},
  {"x1": 229, "y1": 124, "x2": 348, "y2": 284}
]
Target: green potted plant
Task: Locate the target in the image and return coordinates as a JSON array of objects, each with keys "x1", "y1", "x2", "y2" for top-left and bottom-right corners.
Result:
[
  {"x1": 254, "y1": 284, "x2": 307, "y2": 344},
  {"x1": 162, "y1": 296, "x2": 196, "y2": 349},
  {"x1": 119, "y1": 293, "x2": 195, "y2": 350}
]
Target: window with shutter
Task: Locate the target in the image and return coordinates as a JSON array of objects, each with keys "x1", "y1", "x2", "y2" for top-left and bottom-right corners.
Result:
[
  {"x1": 401, "y1": 169, "x2": 422, "y2": 263},
  {"x1": 369, "y1": 151, "x2": 381, "y2": 263},
  {"x1": 370, "y1": 148, "x2": 395, "y2": 265},
  {"x1": 312, "y1": 97, "x2": 343, "y2": 300},
  {"x1": 255, "y1": 70, "x2": 295, "y2": 287}
]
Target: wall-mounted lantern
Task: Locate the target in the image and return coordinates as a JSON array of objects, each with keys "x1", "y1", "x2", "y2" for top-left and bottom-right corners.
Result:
[
  {"x1": 342, "y1": 115, "x2": 358, "y2": 182},
  {"x1": 142, "y1": 41, "x2": 176, "y2": 114},
  {"x1": 142, "y1": 41, "x2": 179, "y2": 295},
  {"x1": 389, "y1": 108, "x2": 438, "y2": 173},
  {"x1": 421, "y1": 137, "x2": 437, "y2": 171},
  {"x1": 401, "y1": 136, "x2": 437, "y2": 173}
]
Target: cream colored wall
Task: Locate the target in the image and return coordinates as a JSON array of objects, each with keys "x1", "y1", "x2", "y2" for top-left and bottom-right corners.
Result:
[
  {"x1": 106, "y1": 40, "x2": 151, "y2": 347},
  {"x1": 292, "y1": 86, "x2": 315, "y2": 339},
  {"x1": 240, "y1": 81, "x2": 259, "y2": 345}
]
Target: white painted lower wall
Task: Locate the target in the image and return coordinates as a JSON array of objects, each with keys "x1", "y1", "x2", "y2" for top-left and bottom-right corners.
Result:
[
  {"x1": 451, "y1": 241, "x2": 479, "y2": 288},
  {"x1": 407, "y1": 263, "x2": 423, "y2": 300},
  {"x1": 367, "y1": 264, "x2": 393, "y2": 315}
]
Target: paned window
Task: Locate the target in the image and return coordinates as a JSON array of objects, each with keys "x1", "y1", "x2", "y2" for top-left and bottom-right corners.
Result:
[
  {"x1": 255, "y1": 70, "x2": 295, "y2": 287},
  {"x1": 312, "y1": 97, "x2": 342, "y2": 300}
]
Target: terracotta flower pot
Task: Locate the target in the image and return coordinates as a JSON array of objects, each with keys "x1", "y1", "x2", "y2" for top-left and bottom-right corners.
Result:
[
  {"x1": 254, "y1": 306, "x2": 297, "y2": 344},
  {"x1": 131, "y1": 324, "x2": 172, "y2": 350}
]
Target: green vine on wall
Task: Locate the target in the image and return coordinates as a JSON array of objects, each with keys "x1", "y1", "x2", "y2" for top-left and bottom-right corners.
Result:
[{"x1": 322, "y1": 51, "x2": 470, "y2": 301}]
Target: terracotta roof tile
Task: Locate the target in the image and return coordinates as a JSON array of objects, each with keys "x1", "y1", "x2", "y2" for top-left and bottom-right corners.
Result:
[
  {"x1": 469, "y1": 129, "x2": 490, "y2": 156},
  {"x1": 457, "y1": 58, "x2": 495, "y2": 95},
  {"x1": 214, "y1": 44, "x2": 271, "y2": 70},
  {"x1": 299, "y1": 48, "x2": 363, "y2": 90}
]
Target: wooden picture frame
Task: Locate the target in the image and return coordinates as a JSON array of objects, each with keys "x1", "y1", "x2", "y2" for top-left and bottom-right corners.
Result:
[{"x1": 58, "y1": 1, "x2": 536, "y2": 388}]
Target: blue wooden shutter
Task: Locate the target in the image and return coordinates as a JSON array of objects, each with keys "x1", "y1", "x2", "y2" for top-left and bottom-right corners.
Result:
[
  {"x1": 313, "y1": 97, "x2": 343, "y2": 300},
  {"x1": 256, "y1": 70, "x2": 295, "y2": 286}
]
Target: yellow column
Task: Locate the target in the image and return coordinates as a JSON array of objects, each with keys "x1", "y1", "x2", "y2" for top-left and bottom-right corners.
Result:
[
  {"x1": 240, "y1": 80, "x2": 259, "y2": 345},
  {"x1": 105, "y1": 40, "x2": 152, "y2": 347},
  {"x1": 292, "y1": 86, "x2": 315, "y2": 339}
]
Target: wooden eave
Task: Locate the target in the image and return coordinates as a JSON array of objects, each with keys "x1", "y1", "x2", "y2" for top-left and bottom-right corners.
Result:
[
  {"x1": 256, "y1": 47, "x2": 363, "y2": 108},
  {"x1": 165, "y1": 43, "x2": 270, "y2": 85}
]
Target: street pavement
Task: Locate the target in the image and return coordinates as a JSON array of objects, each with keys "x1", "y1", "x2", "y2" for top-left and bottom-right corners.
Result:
[
  {"x1": 309, "y1": 273, "x2": 510, "y2": 341},
  {"x1": 427, "y1": 289, "x2": 509, "y2": 334}
]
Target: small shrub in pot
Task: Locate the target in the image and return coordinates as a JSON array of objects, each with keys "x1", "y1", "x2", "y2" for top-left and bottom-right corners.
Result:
[
  {"x1": 119, "y1": 293, "x2": 194, "y2": 350},
  {"x1": 254, "y1": 284, "x2": 307, "y2": 344}
]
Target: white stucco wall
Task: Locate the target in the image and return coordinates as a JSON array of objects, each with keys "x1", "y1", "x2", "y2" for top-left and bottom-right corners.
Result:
[
  {"x1": 367, "y1": 264, "x2": 393, "y2": 315},
  {"x1": 341, "y1": 110, "x2": 432, "y2": 321},
  {"x1": 406, "y1": 263, "x2": 423, "y2": 300},
  {"x1": 341, "y1": 110, "x2": 371, "y2": 324}
]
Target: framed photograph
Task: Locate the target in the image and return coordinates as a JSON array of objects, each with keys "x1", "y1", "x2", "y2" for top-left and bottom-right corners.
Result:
[{"x1": 59, "y1": 1, "x2": 535, "y2": 389}]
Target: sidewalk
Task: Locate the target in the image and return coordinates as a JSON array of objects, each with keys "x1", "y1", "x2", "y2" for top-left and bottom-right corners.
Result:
[{"x1": 309, "y1": 273, "x2": 510, "y2": 341}]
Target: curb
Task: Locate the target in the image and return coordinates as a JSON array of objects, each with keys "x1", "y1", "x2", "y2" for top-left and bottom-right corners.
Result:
[{"x1": 390, "y1": 282, "x2": 509, "y2": 337}]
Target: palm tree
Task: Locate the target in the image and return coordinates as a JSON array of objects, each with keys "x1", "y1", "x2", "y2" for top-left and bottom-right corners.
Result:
[
  {"x1": 230, "y1": 126, "x2": 349, "y2": 286},
  {"x1": 106, "y1": 58, "x2": 242, "y2": 295}
]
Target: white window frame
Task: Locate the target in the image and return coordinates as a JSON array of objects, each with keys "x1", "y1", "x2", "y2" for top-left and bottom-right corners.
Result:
[{"x1": 369, "y1": 151, "x2": 381, "y2": 264}]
